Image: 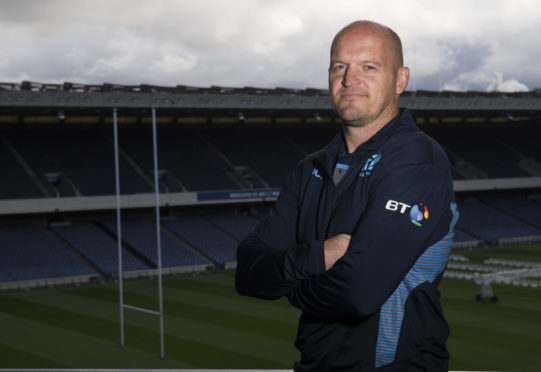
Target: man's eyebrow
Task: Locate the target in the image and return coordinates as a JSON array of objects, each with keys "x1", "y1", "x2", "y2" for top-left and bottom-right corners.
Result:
[
  {"x1": 330, "y1": 59, "x2": 383, "y2": 67},
  {"x1": 361, "y1": 60, "x2": 383, "y2": 66}
]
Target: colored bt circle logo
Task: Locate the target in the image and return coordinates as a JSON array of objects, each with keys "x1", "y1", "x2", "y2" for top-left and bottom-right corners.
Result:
[{"x1": 410, "y1": 203, "x2": 429, "y2": 227}]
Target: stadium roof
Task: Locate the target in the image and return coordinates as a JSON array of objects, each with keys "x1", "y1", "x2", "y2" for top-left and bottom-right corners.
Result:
[{"x1": 1, "y1": 81, "x2": 541, "y2": 113}]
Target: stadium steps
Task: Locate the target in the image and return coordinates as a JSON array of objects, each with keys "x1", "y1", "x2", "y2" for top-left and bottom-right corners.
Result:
[
  {"x1": 159, "y1": 218, "x2": 220, "y2": 267},
  {"x1": 518, "y1": 158, "x2": 541, "y2": 176},
  {"x1": 1, "y1": 135, "x2": 51, "y2": 197},
  {"x1": 480, "y1": 198, "x2": 541, "y2": 231},
  {"x1": 94, "y1": 219, "x2": 158, "y2": 269},
  {"x1": 285, "y1": 135, "x2": 309, "y2": 156},
  {"x1": 500, "y1": 140, "x2": 541, "y2": 176},
  {"x1": 103, "y1": 128, "x2": 192, "y2": 193},
  {"x1": 204, "y1": 215, "x2": 243, "y2": 242},
  {"x1": 454, "y1": 225, "x2": 483, "y2": 242},
  {"x1": 101, "y1": 130, "x2": 157, "y2": 191},
  {"x1": 203, "y1": 212, "x2": 259, "y2": 242},
  {"x1": 199, "y1": 134, "x2": 252, "y2": 189},
  {"x1": 44, "y1": 223, "x2": 107, "y2": 279},
  {"x1": 442, "y1": 145, "x2": 488, "y2": 180}
]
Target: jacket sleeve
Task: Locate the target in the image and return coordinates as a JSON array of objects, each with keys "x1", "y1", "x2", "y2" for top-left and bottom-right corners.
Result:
[
  {"x1": 235, "y1": 163, "x2": 326, "y2": 300},
  {"x1": 287, "y1": 161, "x2": 455, "y2": 319}
]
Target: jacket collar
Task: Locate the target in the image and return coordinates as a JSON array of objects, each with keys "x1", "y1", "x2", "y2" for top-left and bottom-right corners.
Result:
[{"x1": 313, "y1": 108, "x2": 415, "y2": 176}]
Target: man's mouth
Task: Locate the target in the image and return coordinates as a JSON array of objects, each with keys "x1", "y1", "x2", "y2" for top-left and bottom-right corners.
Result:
[{"x1": 339, "y1": 90, "x2": 368, "y2": 99}]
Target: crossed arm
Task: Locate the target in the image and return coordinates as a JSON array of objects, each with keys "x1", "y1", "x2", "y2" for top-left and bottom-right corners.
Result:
[{"x1": 236, "y1": 163, "x2": 453, "y2": 319}]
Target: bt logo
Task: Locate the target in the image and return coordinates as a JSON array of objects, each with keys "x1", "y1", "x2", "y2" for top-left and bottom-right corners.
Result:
[
  {"x1": 385, "y1": 200, "x2": 429, "y2": 227},
  {"x1": 409, "y1": 203, "x2": 429, "y2": 227}
]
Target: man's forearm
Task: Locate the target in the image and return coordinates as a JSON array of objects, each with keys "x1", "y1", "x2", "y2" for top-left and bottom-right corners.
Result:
[
  {"x1": 235, "y1": 233, "x2": 326, "y2": 299},
  {"x1": 324, "y1": 233, "x2": 351, "y2": 270}
]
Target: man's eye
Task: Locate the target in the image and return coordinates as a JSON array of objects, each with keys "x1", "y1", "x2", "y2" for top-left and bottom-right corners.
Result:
[
  {"x1": 365, "y1": 65, "x2": 376, "y2": 71},
  {"x1": 332, "y1": 64, "x2": 345, "y2": 72}
]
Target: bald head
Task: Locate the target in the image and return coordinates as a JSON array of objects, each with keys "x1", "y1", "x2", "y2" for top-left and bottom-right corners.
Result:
[
  {"x1": 327, "y1": 19, "x2": 410, "y2": 134},
  {"x1": 330, "y1": 20, "x2": 404, "y2": 69}
]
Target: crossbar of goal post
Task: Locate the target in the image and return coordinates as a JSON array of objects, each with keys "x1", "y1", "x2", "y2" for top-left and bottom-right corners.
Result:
[{"x1": 114, "y1": 107, "x2": 165, "y2": 359}]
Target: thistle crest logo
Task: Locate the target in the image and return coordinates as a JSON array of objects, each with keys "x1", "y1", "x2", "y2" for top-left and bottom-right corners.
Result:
[
  {"x1": 410, "y1": 203, "x2": 429, "y2": 227},
  {"x1": 359, "y1": 154, "x2": 382, "y2": 177}
]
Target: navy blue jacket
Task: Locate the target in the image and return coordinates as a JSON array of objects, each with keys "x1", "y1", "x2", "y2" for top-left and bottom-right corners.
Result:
[{"x1": 236, "y1": 108, "x2": 459, "y2": 371}]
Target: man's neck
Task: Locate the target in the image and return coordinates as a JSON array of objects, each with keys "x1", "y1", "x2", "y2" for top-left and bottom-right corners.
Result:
[{"x1": 342, "y1": 110, "x2": 398, "y2": 153}]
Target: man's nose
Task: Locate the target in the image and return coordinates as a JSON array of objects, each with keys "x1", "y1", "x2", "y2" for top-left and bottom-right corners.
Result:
[{"x1": 342, "y1": 66, "x2": 361, "y2": 87}]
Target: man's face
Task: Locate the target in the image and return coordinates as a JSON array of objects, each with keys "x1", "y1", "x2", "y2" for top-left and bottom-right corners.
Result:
[{"x1": 329, "y1": 27, "x2": 402, "y2": 127}]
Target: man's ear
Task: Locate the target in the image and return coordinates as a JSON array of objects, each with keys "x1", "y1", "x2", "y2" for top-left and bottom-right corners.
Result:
[{"x1": 396, "y1": 66, "x2": 410, "y2": 94}]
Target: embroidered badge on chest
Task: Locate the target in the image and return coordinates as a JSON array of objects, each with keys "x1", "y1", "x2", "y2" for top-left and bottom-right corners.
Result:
[{"x1": 359, "y1": 154, "x2": 382, "y2": 177}]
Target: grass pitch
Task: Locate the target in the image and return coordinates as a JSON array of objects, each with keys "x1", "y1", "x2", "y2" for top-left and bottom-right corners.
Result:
[{"x1": 1, "y1": 243, "x2": 540, "y2": 371}]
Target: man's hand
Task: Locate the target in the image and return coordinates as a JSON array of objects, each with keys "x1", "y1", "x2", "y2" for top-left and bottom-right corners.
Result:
[{"x1": 324, "y1": 234, "x2": 351, "y2": 270}]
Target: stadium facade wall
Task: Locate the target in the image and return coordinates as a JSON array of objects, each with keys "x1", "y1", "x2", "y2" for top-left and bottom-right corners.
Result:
[{"x1": 1, "y1": 178, "x2": 540, "y2": 216}]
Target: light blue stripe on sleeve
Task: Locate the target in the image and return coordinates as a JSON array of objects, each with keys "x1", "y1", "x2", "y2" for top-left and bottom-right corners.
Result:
[{"x1": 375, "y1": 202, "x2": 459, "y2": 368}]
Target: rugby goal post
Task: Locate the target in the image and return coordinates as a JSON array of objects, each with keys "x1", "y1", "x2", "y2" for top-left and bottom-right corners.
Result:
[{"x1": 113, "y1": 107, "x2": 165, "y2": 358}]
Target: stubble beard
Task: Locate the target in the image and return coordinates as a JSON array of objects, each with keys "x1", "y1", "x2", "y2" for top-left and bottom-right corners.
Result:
[
  {"x1": 331, "y1": 89, "x2": 377, "y2": 127},
  {"x1": 335, "y1": 93, "x2": 398, "y2": 128},
  {"x1": 335, "y1": 103, "x2": 374, "y2": 128}
]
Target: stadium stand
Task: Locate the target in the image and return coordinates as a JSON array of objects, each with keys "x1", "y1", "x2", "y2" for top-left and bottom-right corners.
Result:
[
  {"x1": 503, "y1": 135, "x2": 541, "y2": 176},
  {"x1": 422, "y1": 122, "x2": 541, "y2": 179},
  {"x1": 52, "y1": 221, "x2": 150, "y2": 275},
  {"x1": 204, "y1": 211, "x2": 259, "y2": 241},
  {"x1": 1, "y1": 82, "x2": 541, "y2": 287},
  {"x1": 117, "y1": 126, "x2": 240, "y2": 191},
  {"x1": 455, "y1": 199, "x2": 541, "y2": 241},
  {"x1": 452, "y1": 227, "x2": 479, "y2": 242},
  {"x1": 162, "y1": 215, "x2": 240, "y2": 265},
  {"x1": 0, "y1": 138, "x2": 44, "y2": 199},
  {"x1": 5, "y1": 128, "x2": 152, "y2": 196},
  {"x1": 206, "y1": 127, "x2": 306, "y2": 188},
  {"x1": 0, "y1": 223, "x2": 94, "y2": 282},
  {"x1": 480, "y1": 194, "x2": 541, "y2": 229},
  {"x1": 100, "y1": 216, "x2": 210, "y2": 268},
  {"x1": 286, "y1": 125, "x2": 338, "y2": 155},
  {"x1": 443, "y1": 138, "x2": 528, "y2": 178}
]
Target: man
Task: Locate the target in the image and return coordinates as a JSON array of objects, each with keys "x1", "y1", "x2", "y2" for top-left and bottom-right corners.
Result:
[{"x1": 236, "y1": 20, "x2": 458, "y2": 371}]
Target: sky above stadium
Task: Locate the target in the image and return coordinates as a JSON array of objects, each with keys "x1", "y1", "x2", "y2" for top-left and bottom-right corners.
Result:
[{"x1": 0, "y1": 0, "x2": 540, "y2": 92}]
